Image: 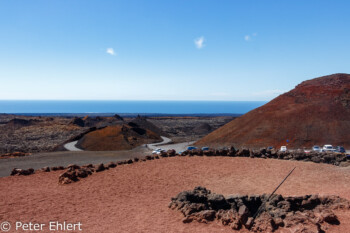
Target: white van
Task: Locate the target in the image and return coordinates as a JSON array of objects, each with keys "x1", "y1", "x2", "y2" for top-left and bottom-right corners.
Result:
[
  {"x1": 280, "y1": 146, "x2": 287, "y2": 152},
  {"x1": 322, "y1": 145, "x2": 336, "y2": 152}
]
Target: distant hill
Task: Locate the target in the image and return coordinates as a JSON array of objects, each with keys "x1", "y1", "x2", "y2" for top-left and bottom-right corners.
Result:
[
  {"x1": 77, "y1": 124, "x2": 161, "y2": 151},
  {"x1": 5, "y1": 118, "x2": 40, "y2": 129},
  {"x1": 130, "y1": 115, "x2": 168, "y2": 137},
  {"x1": 196, "y1": 73, "x2": 350, "y2": 149}
]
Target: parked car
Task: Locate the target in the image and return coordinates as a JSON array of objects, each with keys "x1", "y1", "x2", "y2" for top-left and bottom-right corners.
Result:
[
  {"x1": 335, "y1": 146, "x2": 346, "y2": 153},
  {"x1": 312, "y1": 145, "x2": 321, "y2": 152},
  {"x1": 267, "y1": 146, "x2": 274, "y2": 150},
  {"x1": 187, "y1": 146, "x2": 197, "y2": 151},
  {"x1": 201, "y1": 147, "x2": 209, "y2": 151},
  {"x1": 322, "y1": 145, "x2": 336, "y2": 152},
  {"x1": 152, "y1": 148, "x2": 161, "y2": 154},
  {"x1": 152, "y1": 148, "x2": 165, "y2": 155},
  {"x1": 280, "y1": 146, "x2": 287, "y2": 152}
]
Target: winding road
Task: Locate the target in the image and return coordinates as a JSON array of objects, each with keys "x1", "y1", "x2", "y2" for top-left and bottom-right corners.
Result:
[
  {"x1": 0, "y1": 136, "x2": 197, "y2": 178},
  {"x1": 63, "y1": 140, "x2": 82, "y2": 151},
  {"x1": 63, "y1": 136, "x2": 195, "y2": 153},
  {"x1": 146, "y1": 136, "x2": 172, "y2": 150},
  {"x1": 149, "y1": 140, "x2": 197, "y2": 152},
  {"x1": 63, "y1": 136, "x2": 173, "y2": 152},
  {"x1": 146, "y1": 136, "x2": 196, "y2": 152}
]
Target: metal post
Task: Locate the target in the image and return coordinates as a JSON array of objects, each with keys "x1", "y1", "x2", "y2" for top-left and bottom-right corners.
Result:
[{"x1": 252, "y1": 167, "x2": 296, "y2": 221}]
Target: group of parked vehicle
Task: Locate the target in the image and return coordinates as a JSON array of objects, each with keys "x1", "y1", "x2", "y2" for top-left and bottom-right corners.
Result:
[
  {"x1": 311, "y1": 145, "x2": 346, "y2": 153},
  {"x1": 152, "y1": 146, "x2": 208, "y2": 155},
  {"x1": 186, "y1": 146, "x2": 210, "y2": 151},
  {"x1": 279, "y1": 145, "x2": 346, "y2": 153},
  {"x1": 152, "y1": 145, "x2": 347, "y2": 155}
]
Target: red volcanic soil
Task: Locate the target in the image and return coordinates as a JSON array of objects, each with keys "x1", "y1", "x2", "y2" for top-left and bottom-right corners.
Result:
[
  {"x1": 196, "y1": 73, "x2": 350, "y2": 149},
  {"x1": 1, "y1": 157, "x2": 350, "y2": 232},
  {"x1": 77, "y1": 124, "x2": 161, "y2": 151}
]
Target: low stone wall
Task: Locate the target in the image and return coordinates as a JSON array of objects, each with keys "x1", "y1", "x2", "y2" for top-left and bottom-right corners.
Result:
[
  {"x1": 180, "y1": 147, "x2": 350, "y2": 167},
  {"x1": 169, "y1": 186, "x2": 350, "y2": 232},
  {"x1": 9, "y1": 147, "x2": 350, "y2": 183},
  {"x1": 9, "y1": 156, "x2": 158, "y2": 183},
  {"x1": 57, "y1": 159, "x2": 137, "y2": 184}
]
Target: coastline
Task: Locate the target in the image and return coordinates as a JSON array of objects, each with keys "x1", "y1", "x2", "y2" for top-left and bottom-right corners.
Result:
[{"x1": 0, "y1": 100, "x2": 266, "y2": 115}]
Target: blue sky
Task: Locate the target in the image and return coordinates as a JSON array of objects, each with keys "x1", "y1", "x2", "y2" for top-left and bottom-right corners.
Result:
[{"x1": 0, "y1": 0, "x2": 349, "y2": 101}]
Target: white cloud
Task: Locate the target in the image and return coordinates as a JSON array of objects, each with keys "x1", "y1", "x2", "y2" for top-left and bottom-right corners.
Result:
[
  {"x1": 106, "y1": 48, "x2": 116, "y2": 56},
  {"x1": 194, "y1": 36, "x2": 205, "y2": 49},
  {"x1": 244, "y1": 33, "x2": 258, "y2": 42}
]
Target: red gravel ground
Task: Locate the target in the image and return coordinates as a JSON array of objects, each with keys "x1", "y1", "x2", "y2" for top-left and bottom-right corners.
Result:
[{"x1": 1, "y1": 156, "x2": 350, "y2": 233}]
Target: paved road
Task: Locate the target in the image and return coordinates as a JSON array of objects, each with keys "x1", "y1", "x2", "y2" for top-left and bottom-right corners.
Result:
[
  {"x1": 63, "y1": 140, "x2": 82, "y2": 151},
  {"x1": 0, "y1": 136, "x2": 196, "y2": 177},
  {"x1": 146, "y1": 136, "x2": 196, "y2": 152},
  {"x1": 0, "y1": 149, "x2": 148, "y2": 178},
  {"x1": 147, "y1": 136, "x2": 172, "y2": 150},
  {"x1": 150, "y1": 141, "x2": 197, "y2": 152},
  {"x1": 63, "y1": 136, "x2": 173, "y2": 152},
  {"x1": 63, "y1": 136, "x2": 196, "y2": 153}
]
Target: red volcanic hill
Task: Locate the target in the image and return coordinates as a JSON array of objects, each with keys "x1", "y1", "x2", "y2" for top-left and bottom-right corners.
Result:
[
  {"x1": 77, "y1": 124, "x2": 161, "y2": 151},
  {"x1": 196, "y1": 73, "x2": 350, "y2": 149}
]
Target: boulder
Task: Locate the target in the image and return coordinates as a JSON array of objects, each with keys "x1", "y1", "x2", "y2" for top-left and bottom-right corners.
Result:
[
  {"x1": 41, "y1": 167, "x2": 50, "y2": 172},
  {"x1": 237, "y1": 148, "x2": 250, "y2": 157},
  {"x1": 76, "y1": 168, "x2": 90, "y2": 178},
  {"x1": 183, "y1": 210, "x2": 216, "y2": 223},
  {"x1": 238, "y1": 205, "x2": 250, "y2": 224},
  {"x1": 311, "y1": 156, "x2": 321, "y2": 163},
  {"x1": 321, "y1": 210, "x2": 340, "y2": 225},
  {"x1": 107, "y1": 162, "x2": 117, "y2": 168},
  {"x1": 95, "y1": 163, "x2": 106, "y2": 172},
  {"x1": 58, "y1": 171, "x2": 78, "y2": 184},
  {"x1": 160, "y1": 151, "x2": 168, "y2": 157},
  {"x1": 67, "y1": 164, "x2": 80, "y2": 171},
  {"x1": 10, "y1": 168, "x2": 35, "y2": 176},
  {"x1": 10, "y1": 168, "x2": 21, "y2": 176},
  {"x1": 207, "y1": 193, "x2": 230, "y2": 210},
  {"x1": 82, "y1": 164, "x2": 94, "y2": 168},
  {"x1": 167, "y1": 149, "x2": 176, "y2": 157}
]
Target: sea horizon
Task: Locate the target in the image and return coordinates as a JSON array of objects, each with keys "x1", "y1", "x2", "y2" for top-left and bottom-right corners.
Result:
[{"x1": 0, "y1": 100, "x2": 266, "y2": 114}]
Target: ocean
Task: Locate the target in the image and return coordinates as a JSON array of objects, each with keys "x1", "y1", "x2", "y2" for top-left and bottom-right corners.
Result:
[{"x1": 0, "y1": 100, "x2": 266, "y2": 115}]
